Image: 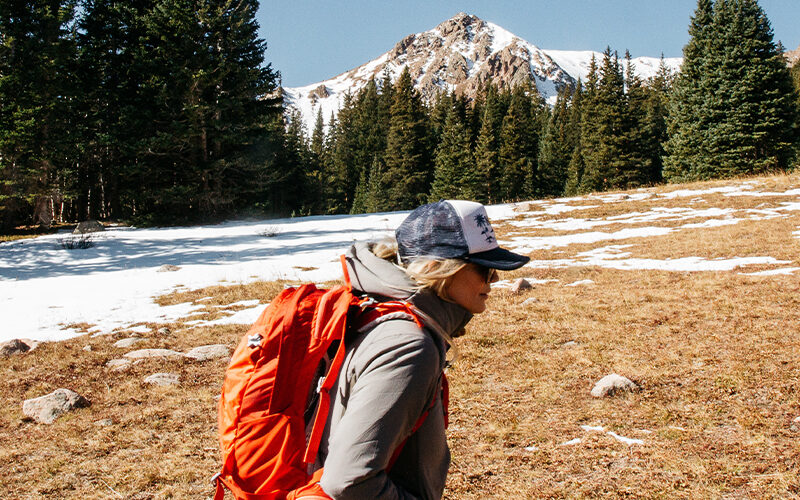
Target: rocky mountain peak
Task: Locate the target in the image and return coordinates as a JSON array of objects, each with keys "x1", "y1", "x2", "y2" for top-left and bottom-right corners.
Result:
[
  {"x1": 785, "y1": 43, "x2": 800, "y2": 66},
  {"x1": 283, "y1": 13, "x2": 682, "y2": 134}
]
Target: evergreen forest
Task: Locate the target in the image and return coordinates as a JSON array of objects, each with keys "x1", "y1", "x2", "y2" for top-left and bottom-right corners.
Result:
[{"x1": 1, "y1": 0, "x2": 799, "y2": 232}]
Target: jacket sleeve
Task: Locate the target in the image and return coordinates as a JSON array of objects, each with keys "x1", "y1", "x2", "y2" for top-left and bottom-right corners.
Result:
[{"x1": 319, "y1": 321, "x2": 442, "y2": 500}]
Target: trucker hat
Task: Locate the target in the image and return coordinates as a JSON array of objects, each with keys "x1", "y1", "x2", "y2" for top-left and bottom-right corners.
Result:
[{"x1": 395, "y1": 200, "x2": 530, "y2": 270}]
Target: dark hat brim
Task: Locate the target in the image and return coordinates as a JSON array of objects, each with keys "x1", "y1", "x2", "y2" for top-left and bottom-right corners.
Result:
[{"x1": 465, "y1": 246, "x2": 530, "y2": 270}]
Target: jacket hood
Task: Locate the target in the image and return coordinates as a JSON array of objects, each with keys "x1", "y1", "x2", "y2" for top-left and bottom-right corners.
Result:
[{"x1": 343, "y1": 242, "x2": 473, "y2": 339}]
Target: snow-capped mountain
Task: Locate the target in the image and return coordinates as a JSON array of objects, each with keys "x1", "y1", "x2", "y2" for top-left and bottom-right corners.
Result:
[{"x1": 283, "y1": 13, "x2": 682, "y2": 133}]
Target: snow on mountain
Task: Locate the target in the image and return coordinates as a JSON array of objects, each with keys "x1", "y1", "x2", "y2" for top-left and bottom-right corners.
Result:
[
  {"x1": 543, "y1": 49, "x2": 682, "y2": 83},
  {"x1": 283, "y1": 13, "x2": 683, "y2": 134}
]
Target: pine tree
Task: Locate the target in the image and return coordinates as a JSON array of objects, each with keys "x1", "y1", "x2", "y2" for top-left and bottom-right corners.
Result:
[
  {"x1": 474, "y1": 105, "x2": 499, "y2": 204},
  {"x1": 429, "y1": 104, "x2": 476, "y2": 201},
  {"x1": 327, "y1": 93, "x2": 358, "y2": 213},
  {"x1": 663, "y1": 0, "x2": 714, "y2": 181},
  {"x1": 303, "y1": 108, "x2": 326, "y2": 214},
  {"x1": 498, "y1": 84, "x2": 540, "y2": 201},
  {"x1": 664, "y1": 0, "x2": 798, "y2": 181},
  {"x1": 537, "y1": 85, "x2": 574, "y2": 197},
  {"x1": 350, "y1": 156, "x2": 385, "y2": 214},
  {"x1": 563, "y1": 80, "x2": 585, "y2": 195},
  {"x1": 74, "y1": 1, "x2": 155, "y2": 222},
  {"x1": 132, "y1": 0, "x2": 280, "y2": 222},
  {"x1": 351, "y1": 79, "x2": 388, "y2": 209},
  {"x1": 577, "y1": 50, "x2": 623, "y2": 193},
  {"x1": 618, "y1": 51, "x2": 653, "y2": 188},
  {"x1": 381, "y1": 68, "x2": 431, "y2": 210},
  {"x1": 0, "y1": 0, "x2": 78, "y2": 228},
  {"x1": 473, "y1": 83, "x2": 507, "y2": 202},
  {"x1": 642, "y1": 57, "x2": 674, "y2": 183}
]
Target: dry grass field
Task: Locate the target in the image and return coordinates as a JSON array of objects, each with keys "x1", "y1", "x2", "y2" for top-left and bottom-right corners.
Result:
[{"x1": 2, "y1": 173, "x2": 799, "y2": 498}]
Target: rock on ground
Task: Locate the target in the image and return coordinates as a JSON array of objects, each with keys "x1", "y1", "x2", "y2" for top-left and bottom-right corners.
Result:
[
  {"x1": 73, "y1": 220, "x2": 104, "y2": 234},
  {"x1": 591, "y1": 374, "x2": 638, "y2": 398},
  {"x1": 510, "y1": 278, "x2": 533, "y2": 294},
  {"x1": 23, "y1": 389, "x2": 90, "y2": 424},
  {"x1": 105, "y1": 358, "x2": 132, "y2": 371},
  {"x1": 0, "y1": 338, "x2": 38, "y2": 357},
  {"x1": 157, "y1": 264, "x2": 181, "y2": 272},
  {"x1": 144, "y1": 373, "x2": 180, "y2": 386},
  {"x1": 114, "y1": 337, "x2": 144, "y2": 349},
  {"x1": 185, "y1": 344, "x2": 230, "y2": 361},
  {"x1": 123, "y1": 348, "x2": 184, "y2": 360}
]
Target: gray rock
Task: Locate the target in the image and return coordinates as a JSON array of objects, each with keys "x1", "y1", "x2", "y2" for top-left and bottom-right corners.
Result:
[
  {"x1": 73, "y1": 220, "x2": 104, "y2": 234},
  {"x1": 515, "y1": 202, "x2": 534, "y2": 212},
  {"x1": 144, "y1": 373, "x2": 180, "y2": 386},
  {"x1": 82, "y1": 345, "x2": 92, "y2": 352},
  {"x1": 105, "y1": 358, "x2": 132, "y2": 371},
  {"x1": 1, "y1": 339, "x2": 32, "y2": 357},
  {"x1": 156, "y1": 327, "x2": 171, "y2": 336},
  {"x1": 792, "y1": 416, "x2": 800, "y2": 432},
  {"x1": 94, "y1": 418, "x2": 114, "y2": 427},
  {"x1": 23, "y1": 388, "x2": 90, "y2": 424},
  {"x1": 185, "y1": 344, "x2": 230, "y2": 361},
  {"x1": 114, "y1": 337, "x2": 144, "y2": 349},
  {"x1": 157, "y1": 264, "x2": 181, "y2": 272},
  {"x1": 510, "y1": 278, "x2": 533, "y2": 294},
  {"x1": 123, "y1": 348, "x2": 184, "y2": 360},
  {"x1": 591, "y1": 374, "x2": 638, "y2": 398}
]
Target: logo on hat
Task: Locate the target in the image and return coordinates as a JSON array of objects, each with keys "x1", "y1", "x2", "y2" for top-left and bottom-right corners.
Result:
[{"x1": 473, "y1": 213, "x2": 495, "y2": 244}]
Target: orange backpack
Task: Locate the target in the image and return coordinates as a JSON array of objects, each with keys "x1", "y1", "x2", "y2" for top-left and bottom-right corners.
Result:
[{"x1": 214, "y1": 256, "x2": 426, "y2": 500}]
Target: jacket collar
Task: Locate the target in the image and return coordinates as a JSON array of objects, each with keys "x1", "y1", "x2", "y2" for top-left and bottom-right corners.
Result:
[{"x1": 344, "y1": 242, "x2": 473, "y2": 339}]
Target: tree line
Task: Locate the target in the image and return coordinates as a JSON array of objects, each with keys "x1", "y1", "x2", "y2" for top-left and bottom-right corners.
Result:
[
  {"x1": 0, "y1": 0, "x2": 284, "y2": 230},
  {"x1": 1, "y1": 0, "x2": 798, "y2": 231},
  {"x1": 292, "y1": 54, "x2": 672, "y2": 217}
]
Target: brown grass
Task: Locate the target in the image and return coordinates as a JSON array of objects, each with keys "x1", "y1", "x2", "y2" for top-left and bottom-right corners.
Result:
[{"x1": 2, "y1": 173, "x2": 800, "y2": 498}]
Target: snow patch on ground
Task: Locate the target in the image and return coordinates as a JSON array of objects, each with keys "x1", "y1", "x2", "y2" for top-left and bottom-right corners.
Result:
[
  {"x1": 607, "y1": 432, "x2": 644, "y2": 445},
  {"x1": 3, "y1": 181, "x2": 797, "y2": 343},
  {"x1": 526, "y1": 244, "x2": 790, "y2": 272},
  {"x1": 740, "y1": 267, "x2": 800, "y2": 276}
]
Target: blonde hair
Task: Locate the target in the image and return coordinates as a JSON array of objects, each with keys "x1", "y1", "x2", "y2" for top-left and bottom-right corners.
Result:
[
  {"x1": 371, "y1": 238, "x2": 467, "y2": 300},
  {"x1": 373, "y1": 237, "x2": 469, "y2": 359}
]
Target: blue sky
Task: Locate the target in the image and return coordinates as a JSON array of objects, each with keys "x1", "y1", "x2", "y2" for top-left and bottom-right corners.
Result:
[{"x1": 256, "y1": 1, "x2": 800, "y2": 88}]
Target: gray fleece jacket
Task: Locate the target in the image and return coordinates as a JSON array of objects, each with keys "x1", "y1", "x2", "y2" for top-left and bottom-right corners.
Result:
[{"x1": 316, "y1": 242, "x2": 472, "y2": 500}]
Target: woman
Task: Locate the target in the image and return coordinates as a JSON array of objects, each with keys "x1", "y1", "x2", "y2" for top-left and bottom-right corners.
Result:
[{"x1": 314, "y1": 200, "x2": 529, "y2": 499}]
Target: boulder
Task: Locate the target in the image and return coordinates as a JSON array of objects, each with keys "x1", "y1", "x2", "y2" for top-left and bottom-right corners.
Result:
[
  {"x1": 185, "y1": 344, "x2": 230, "y2": 361},
  {"x1": 515, "y1": 202, "x2": 534, "y2": 212},
  {"x1": 510, "y1": 278, "x2": 533, "y2": 294},
  {"x1": 23, "y1": 389, "x2": 90, "y2": 424},
  {"x1": 1, "y1": 339, "x2": 33, "y2": 357},
  {"x1": 114, "y1": 337, "x2": 144, "y2": 349},
  {"x1": 123, "y1": 348, "x2": 184, "y2": 360},
  {"x1": 144, "y1": 373, "x2": 180, "y2": 386},
  {"x1": 591, "y1": 374, "x2": 638, "y2": 398},
  {"x1": 73, "y1": 220, "x2": 104, "y2": 234}
]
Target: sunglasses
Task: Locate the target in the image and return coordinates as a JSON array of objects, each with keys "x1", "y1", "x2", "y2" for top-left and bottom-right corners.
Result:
[{"x1": 471, "y1": 263, "x2": 498, "y2": 283}]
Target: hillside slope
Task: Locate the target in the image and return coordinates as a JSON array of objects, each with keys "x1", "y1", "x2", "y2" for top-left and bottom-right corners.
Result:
[{"x1": 2, "y1": 173, "x2": 799, "y2": 497}]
